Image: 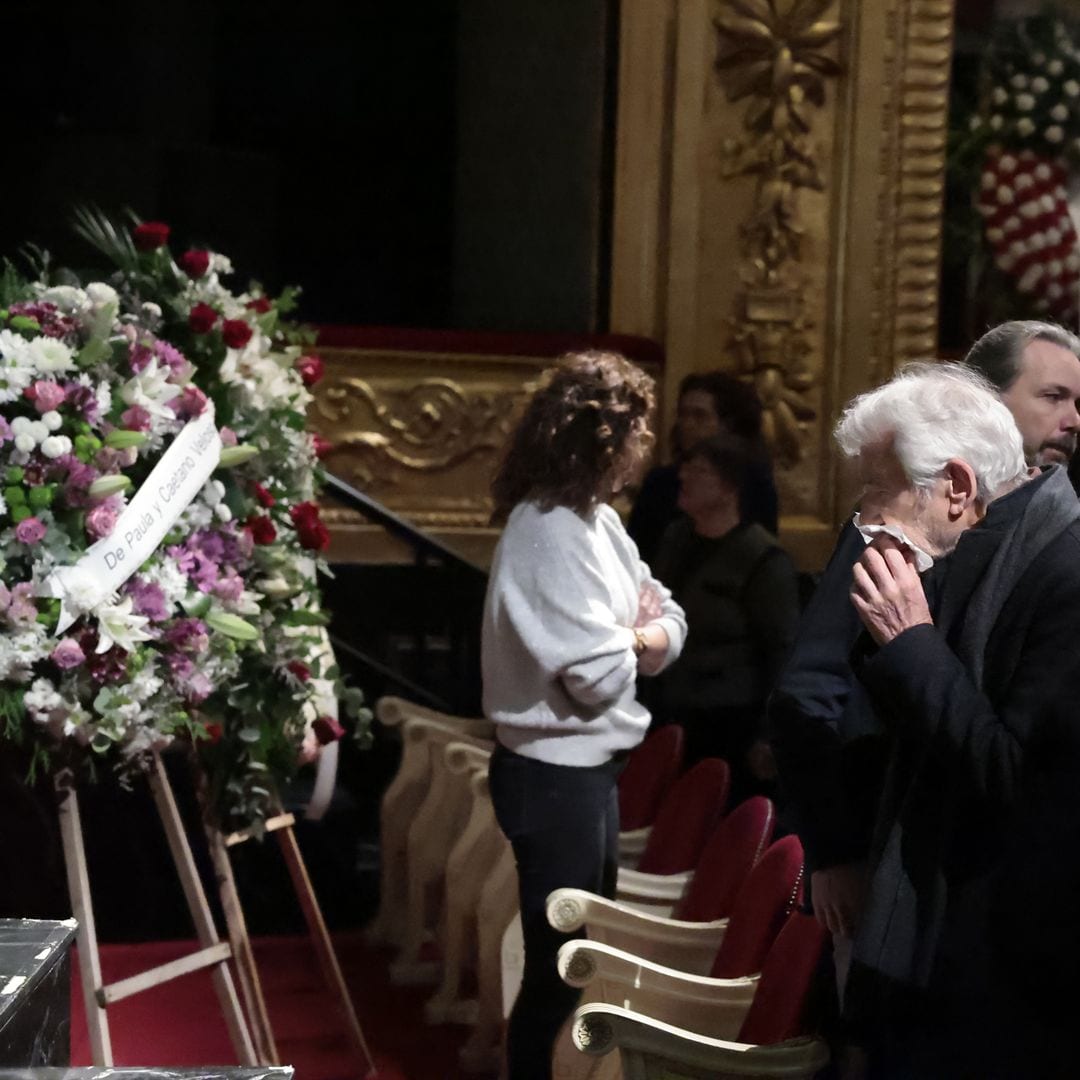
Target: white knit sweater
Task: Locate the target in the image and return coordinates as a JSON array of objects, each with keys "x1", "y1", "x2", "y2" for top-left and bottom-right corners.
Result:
[{"x1": 481, "y1": 500, "x2": 687, "y2": 766}]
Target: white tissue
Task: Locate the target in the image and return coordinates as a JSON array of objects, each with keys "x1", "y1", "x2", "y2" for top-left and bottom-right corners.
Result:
[{"x1": 852, "y1": 513, "x2": 935, "y2": 572}]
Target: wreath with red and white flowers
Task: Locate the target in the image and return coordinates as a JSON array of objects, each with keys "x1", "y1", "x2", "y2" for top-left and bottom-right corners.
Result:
[{"x1": 966, "y1": 16, "x2": 1080, "y2": 326}]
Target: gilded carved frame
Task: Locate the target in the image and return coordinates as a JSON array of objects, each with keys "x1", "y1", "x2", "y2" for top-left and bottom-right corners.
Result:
[{"x1": 611, "y1": 0, "x2": 956, "y2": 569}]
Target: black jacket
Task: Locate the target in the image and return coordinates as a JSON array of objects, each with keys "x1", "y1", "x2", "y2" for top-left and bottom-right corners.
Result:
[
  {"x1": 768, "y1": 519, "x2": 887, "y2": 870},
  {"x1": 844, "y1": 470, "x2": 1080, "y2": 1069}
]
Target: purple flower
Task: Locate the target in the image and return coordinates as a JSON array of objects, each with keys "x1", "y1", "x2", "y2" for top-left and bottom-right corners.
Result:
[
  {"x1": 9, "y1": 301, "x2": 77, "y2": 339},
  {"x1": 86, "y1": 501, "x2": 120, "y2": 541},
  {"x1": 126, "y1": 577, "x2": 170, "y2": 622},
  {"x1": 219, "y1": 426, "x2": 238, "y2": 448},
  {"x1": 129, "y1": 338, "x2": 155, "y2": 374},
  {"x1": 153, "y1": 339, "x2": 189, "y2": 376},
  {"x1": 164, "y1": 618, "x2": 210, "y2": 654},
  {"x1": 0, "y1": 416, "x2": 12, "y2": 445},
  {"x1": 15, "y1": 517, "x2": 46, "y2": 544},
  {"x1": 51, "y1": 638, "x2": 86, "y2": 670},
  {"x1": 166, "y1": 653, "x2": 195, "y2": 681},
  {"x1": 65, "y1": 382, "x2": 101, "y2": 424},
  {"x1": 212, "y1": 570, "x2": 244, "y2": 602}
]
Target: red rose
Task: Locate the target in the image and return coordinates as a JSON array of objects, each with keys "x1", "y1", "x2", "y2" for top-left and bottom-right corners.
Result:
[
  {"x1": 133, "y1": 221, "x2": 170, "y2": 251},
  {"x1": 312, "y1": 715, "x2": 345, "y2": 745},
  {"x1": 204, "y1": 723, "x2": 224, "y2": 744},
  {"x1": 311, "y1": 433, "x2": 333, "y2": 459},
  {"x1": 296, "y1": 354, "x2": 324, "y2": 387},
  {"x1": 245, "y1": 296, "x2": 272, "y2": 314},
  {"x1": 189, "y1": 302, "x2": 218, "y2": 334},
  {"x1": 178, "y1": 249, "x2": 211, "y2": 278},
  {"x1": 254, "y1": 483, "x2": 276, "y2": 509},
  {"x1": 246, "y1": 514, "x2": 277, "y2": 545},
  {"x1": 287, "y1": 660, "x2": 311, "y2": 682},
  {"x1": 289, "y1": 500, "x2": 330, "y2": 552},
  {"x1": 222, "y1": 319, "x2": 253, "y2": 349}
]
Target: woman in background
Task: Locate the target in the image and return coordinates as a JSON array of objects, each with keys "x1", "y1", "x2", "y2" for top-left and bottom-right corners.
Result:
[
  {"x1": 483, "y1": 351, "x2": 687, "y2": 1080},
  {"x1": 653, "y1": 433, "x2": 798, "y2": 798},
  {"x1": 628, "y1": 370, "x2": 779, "y2": 566}
]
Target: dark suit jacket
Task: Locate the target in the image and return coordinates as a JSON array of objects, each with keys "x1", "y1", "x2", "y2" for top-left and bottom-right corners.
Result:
[
  {"x1": 768, "y1": 519, "x2": 888, "y2": 871},
  {"x1": 845, "y1": 474, "x2": 1080, "y2": 1068}
]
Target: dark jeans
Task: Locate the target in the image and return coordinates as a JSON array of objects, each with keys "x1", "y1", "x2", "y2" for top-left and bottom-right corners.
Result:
[{"x1": 488, "y1": 742, "x2": 623, "y2": 1080}]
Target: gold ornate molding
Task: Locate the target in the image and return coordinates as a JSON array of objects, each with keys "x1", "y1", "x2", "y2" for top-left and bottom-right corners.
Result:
[
  {"x1": 310, "y1": 346, "x2": 662, "y2": 565},
  {"x1": 715, "y1": 0, "x2": 843, "y2": 467},
  {"x1": 609, "y1": 0, "x2": 956, "y2": 569},
  {"x1": 314, "y1": 375, "x2": 521, "y2": 487},
  {"x1": 875, "y1": 0, "x2": 954, "y2": 380}
]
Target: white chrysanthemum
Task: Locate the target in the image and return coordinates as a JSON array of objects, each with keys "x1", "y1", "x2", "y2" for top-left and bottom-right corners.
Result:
[
  {"x1": 0, "y1": 492, "x2": 6, "y2": 517},
  {"x1": 94, "y1": 596, "x2": 153, "y2": 654},
  {"x1": 1049, "y1": 59, "x2": 1064, "y2": 76},
  {"x1": 1051, "y1": 103, "x2": 1069, "y2": 122},
  {"x1": 992, "y1": 87, "x2": 1008, "y2": 105},
  {"x1": 0, "y1": 628, "x2": 50, "y2": 683},
  {"x1": 989, "y1": 114, "x2": 1004, "y2": 130},
  {"x1": 38, "y1": 285, "x2": 90, "y2": 315},
  {"x1": 1046, "y1": 125, "x2": 1064, "y2": 143},
  {"x1": 24, "y1": 678, "x2": 63, "y2": 723},
  {"x1": 1031, "y1": 77, "x2": 1049, "y2": 94},
  {"x1": 28, "y1": 337, "x2": 76, "y2": 374},
  {"x1": 0, "y1": 328, "x2": 31, "y2": 362},
  {"x1": 1011, "y1": 74, "x2": 1029, "y2": 89},
  {"x1": 1016, "y1": 93, "x2": 1035, "y2": 111},
  {"x1": 0, "y1": 368, "x2": 32, "y2": 405},
  {"x1": 1065, "y1": 80, "x2": 1080, "y2": 98},
  {"x1": 60, "y1": 568, "x2": 111, "y2": 617},
  {"x1": 210, "y1": 253, "x2": 233, "y2": 275},
  {"x1": 1017, "y1": 117, "x2": 1036, "y2": 137}
]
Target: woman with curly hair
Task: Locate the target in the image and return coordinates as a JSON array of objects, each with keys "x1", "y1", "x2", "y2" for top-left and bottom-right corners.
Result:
[{"x1": 483, "y1": 350, "x2": 687, "y2": 1079}]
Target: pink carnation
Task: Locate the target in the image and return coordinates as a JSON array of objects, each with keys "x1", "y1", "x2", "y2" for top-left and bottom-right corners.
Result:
[
  {"x1": 120, "y1": 405, "x2": 152, "y2": 432},
  {"x1": 15, "y1": 517, "x2": 46, "y2": 544},
  {"x1": 86, "y1": 502, "x2": 120, "y2": 541},
  {"x1": 219, "y1": 427, "x2": 238, "y2": 448},
  {"x1": 175, "y1": 385, "x2": 209, "y2": 419},
  {"x1": 51, "y1": 638, "x2": 86, "y2": 670},
  {"x1": 32, "y1": 381, "x2": 67, "y2": 413}
]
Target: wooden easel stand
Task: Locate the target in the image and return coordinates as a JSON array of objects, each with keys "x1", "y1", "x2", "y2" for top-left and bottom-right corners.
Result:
[{"x1": 56, "y1": 756, "x2": 257, "y2": 1067}]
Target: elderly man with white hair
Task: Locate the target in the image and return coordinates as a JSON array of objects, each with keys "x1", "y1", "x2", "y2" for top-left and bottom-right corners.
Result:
[{"x1": 828, "y1": 362, "x2": 1080, "y2": 1077}]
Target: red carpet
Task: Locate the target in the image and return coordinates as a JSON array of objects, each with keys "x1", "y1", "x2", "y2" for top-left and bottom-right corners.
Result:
[{"x1": 71, "y1": 934, "x2": 480, "y2": 1079}]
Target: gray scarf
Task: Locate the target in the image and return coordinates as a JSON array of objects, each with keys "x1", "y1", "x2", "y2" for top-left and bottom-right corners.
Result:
[{"x1": 958, "y1": 464, "x2": 1080, "y2": 687}]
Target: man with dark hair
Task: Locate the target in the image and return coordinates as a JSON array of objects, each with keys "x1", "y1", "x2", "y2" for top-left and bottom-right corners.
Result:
[
  {"x1": 768, "y1": 320, "x2": 1080, "y2": 1024},
  {"x1": 628, "y1": 371, "x2": 778, "y2": 565},
  {"x1": 966, "y1": 320, "x2": 1080, "y2": 467}
]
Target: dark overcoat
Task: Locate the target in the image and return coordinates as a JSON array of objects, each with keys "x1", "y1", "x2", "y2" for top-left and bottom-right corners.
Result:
[{"x1": 845, "y1": 468, "x2": 1080, "y2": 1076}]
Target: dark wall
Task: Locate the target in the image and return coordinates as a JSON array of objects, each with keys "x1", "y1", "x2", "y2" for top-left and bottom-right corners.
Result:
[
  {"x1": 2, "y1": 0, "x2": 614, "y2": 333},
  {"x1": 452, "y1": 0, "x2": 615, "y2": 332}
]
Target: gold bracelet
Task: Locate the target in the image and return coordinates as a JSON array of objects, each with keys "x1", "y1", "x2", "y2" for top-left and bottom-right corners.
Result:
[{"x1": 632, "y1": 628, "x2": 648, "y2": 656}]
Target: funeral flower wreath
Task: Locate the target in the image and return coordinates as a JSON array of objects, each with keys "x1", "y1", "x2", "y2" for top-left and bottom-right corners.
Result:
[{"x1": 0, "y1": 211, "x2": 368, "y2": 829}]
